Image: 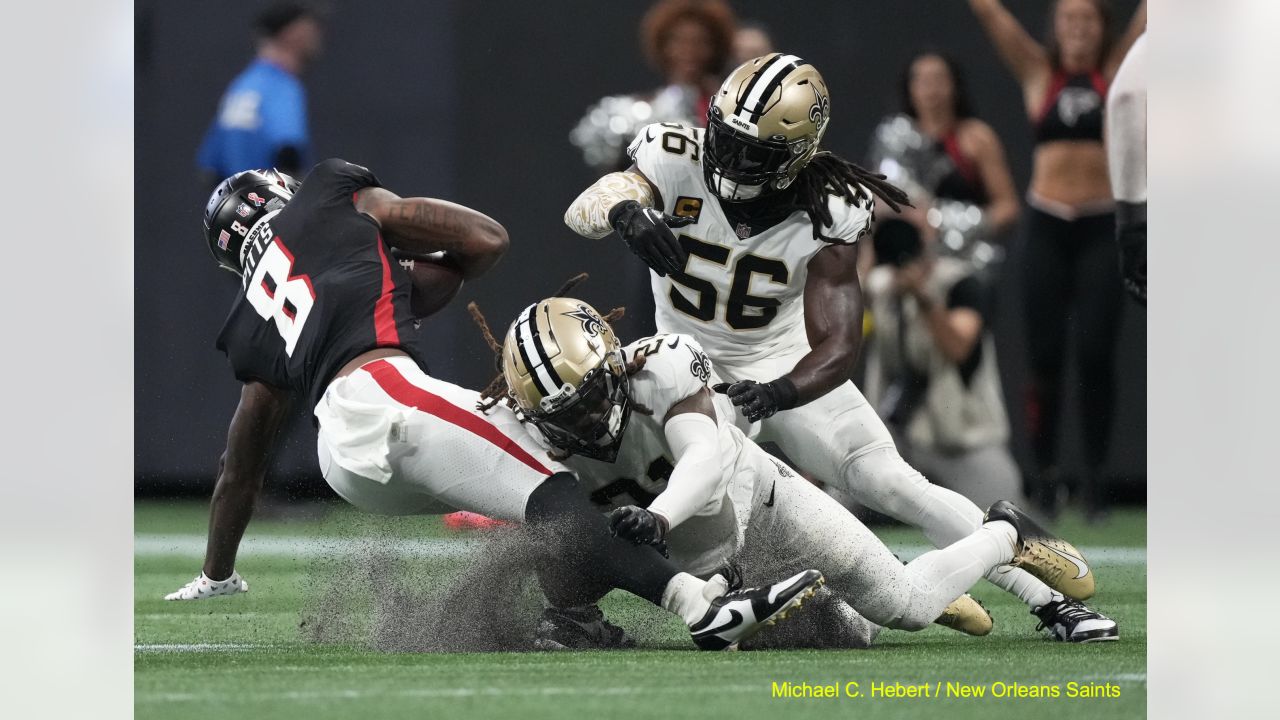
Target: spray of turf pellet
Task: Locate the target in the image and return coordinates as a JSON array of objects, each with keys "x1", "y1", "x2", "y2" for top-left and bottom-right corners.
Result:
[
  {"x1": 299, "y1": 524, "x2": 548, "y2": 652},
  {"x1": 297, "y1": 512, "x2": 876, "y2": 652}
]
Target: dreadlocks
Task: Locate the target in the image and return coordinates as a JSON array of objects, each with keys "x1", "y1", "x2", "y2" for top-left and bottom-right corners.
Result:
[{"x1": 777, "y1": 151, "x2": 912, "y2": 242}]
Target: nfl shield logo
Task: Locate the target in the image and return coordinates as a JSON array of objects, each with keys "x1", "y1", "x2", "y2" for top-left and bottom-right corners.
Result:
[
  {"x1": 236, "y1": 203, "x2": 252, "y2": 218},
  {"x1": 735, "y1": 222, "x2": 752, "y2": 239},
  {"x1": 217, "y1": 229, "x2": 231, "y2": 250},
  {"x1": 246, "y1": 192, "x2": 266, "y2": 206}
]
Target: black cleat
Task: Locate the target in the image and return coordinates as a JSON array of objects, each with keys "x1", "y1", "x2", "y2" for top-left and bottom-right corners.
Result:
[
  {"x1": 1034, "y1": 593, "x2": 1119, "y2": 643},
  {"x1": 986, "y1": 500, "x2": 1095, "y2": 600},
  {"x1": 689, "y1": 569, "x2": 824, "y2": 651},
  {"x1": 533, "y1": 605, "x2": 636, "y2": 651}
]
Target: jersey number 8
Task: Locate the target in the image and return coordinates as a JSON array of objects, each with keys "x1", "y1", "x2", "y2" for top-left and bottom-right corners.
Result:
[{"x1": 245, "y1": 240, "x2": 316, "y2": 356}]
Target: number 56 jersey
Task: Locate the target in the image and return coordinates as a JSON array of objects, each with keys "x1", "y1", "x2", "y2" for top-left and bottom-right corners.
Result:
[
  {"x1": 216, "y1": 159, "x2": 433, "y2": 412},
  {"x1": 628, "y1": 123, "x2": 873, "y2": 365}
]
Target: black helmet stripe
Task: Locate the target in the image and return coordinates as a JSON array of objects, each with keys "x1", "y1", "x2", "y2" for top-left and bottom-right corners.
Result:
[
  {"x1": 515, "y1": 303, "x2": 565, "y2": 397},
  {"x1": 515, "y1": 306, "x2": 551, "y2": 396},
  {"x1": 532, "y1": 304, "x2": 565, "y2": 389},
  {"x1": 735, "y1": 54, "x2": 804, "y2": 123}
]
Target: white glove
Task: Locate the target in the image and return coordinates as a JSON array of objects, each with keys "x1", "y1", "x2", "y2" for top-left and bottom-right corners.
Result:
[{"x1": 164, "y1": 571, "x2": 249, "y2": 601}]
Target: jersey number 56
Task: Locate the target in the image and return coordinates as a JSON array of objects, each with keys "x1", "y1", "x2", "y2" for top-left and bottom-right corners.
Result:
[{"x1": 669, "y1": 235, "x2": 789, "y2": 330}]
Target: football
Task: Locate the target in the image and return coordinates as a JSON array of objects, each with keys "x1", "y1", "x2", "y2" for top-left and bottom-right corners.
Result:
[{"x1": 393, "y1": 249, "x2": 465, "y2": 318}]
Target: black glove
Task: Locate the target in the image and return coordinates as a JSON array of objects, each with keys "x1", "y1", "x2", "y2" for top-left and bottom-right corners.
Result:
[
  {"x1": 1116, "y1": 201, "x2": 1147, "y2": 306},
  {"x1": 712, "y1": 378, "x2": 799, "y2": 423},
  {"x1": 607, "y1": 505, "x2": 669, "y2": 556},
  {"x1": 608, "y1": 200, "x2": 694, "y2": 277}
]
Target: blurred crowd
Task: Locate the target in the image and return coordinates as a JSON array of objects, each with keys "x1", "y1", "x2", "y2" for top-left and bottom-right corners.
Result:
[{"x1": 200, "y1": 0, "x2": 1146, "y2": 525}]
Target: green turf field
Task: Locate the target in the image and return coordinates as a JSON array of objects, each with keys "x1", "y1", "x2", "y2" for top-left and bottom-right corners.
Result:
[{"x1": 135, "y1": 500, "x2": 1146, "y2": 719}]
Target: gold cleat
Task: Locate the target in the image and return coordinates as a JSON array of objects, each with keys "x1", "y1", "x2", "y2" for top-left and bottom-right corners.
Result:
[
  {"x1": 934, "y1": 593, "x2": 993, "y2": 636},
  {"x1": 985, "y1": 500, "x2": 1096, "y2": 600}
]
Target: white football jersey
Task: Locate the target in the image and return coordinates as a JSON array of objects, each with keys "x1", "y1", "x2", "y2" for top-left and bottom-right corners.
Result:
[
  {"x1": 628, "y1": 123, "x2": 874, "y2": 364},
  {"x1": 558, "y1": 333, "x2": 746, "y2": 520}
]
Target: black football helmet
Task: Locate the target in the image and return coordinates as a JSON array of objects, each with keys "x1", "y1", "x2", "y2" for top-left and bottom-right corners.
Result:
[{"x1": 203, "y1": 169, "x2": 300, "y2": 274}]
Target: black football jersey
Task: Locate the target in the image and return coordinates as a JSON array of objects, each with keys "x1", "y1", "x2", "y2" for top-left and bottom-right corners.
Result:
[{"x1": 216, "y1": 158, "x2": 432, "y2": 411}]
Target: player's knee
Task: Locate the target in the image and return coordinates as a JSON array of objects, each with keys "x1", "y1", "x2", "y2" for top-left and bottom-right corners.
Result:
[
  {"x1": 524, "y1": 471, "x2": 587, "y2": 525},
  {"x1": 846, "y1": 449, "x2": 929, "y2": 515},
  {"x1": 895, "y1": 610, "x2": 934, "y2": 632}
]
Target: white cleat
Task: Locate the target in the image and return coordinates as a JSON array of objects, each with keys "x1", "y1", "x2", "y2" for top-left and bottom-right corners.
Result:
[
  {"x1": 164, "y1": 571, "x2": 249, "y2": 601},
  {"x1": 689, "y1": 569, "x2": 824, "y2": 651}
]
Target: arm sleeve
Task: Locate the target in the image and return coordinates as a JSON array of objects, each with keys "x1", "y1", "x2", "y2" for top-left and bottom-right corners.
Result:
[
  {"x1": 646, "y1": 412, "x2": 722, "y2": 530},
  {"x1": 1106, "y1": 33, "x2": 1147, "y2": 203},
  {"x1": 564, "y1": 170, "x2": 655, "y2": 239}
]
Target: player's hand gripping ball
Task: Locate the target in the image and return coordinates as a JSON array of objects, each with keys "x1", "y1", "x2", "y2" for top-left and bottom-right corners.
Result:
[{"x1": 391, "y1": 249, "x2": 465, "y2": 318}]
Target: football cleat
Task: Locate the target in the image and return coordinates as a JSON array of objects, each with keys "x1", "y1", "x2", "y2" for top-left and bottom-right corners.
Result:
[
  {"x1": 532, "y1": 605, "x2": 636, "y2": 651},
  {"x1": 164, "y1": 571, "x2": 249, "y2": 601},
  {"x1": 690, "y1": 569, "x2": 824, "y2": 651},
  {"x1": 1033, "y1": 593, "x2": 1119, "y2": 643},
  {"x1": 740, "y1": 587, "x2": 880, "y2": 650},
  {"x1": 985, "y1": 500, "x2": 1096, "y2": 600},
  {"x1": 933, "y1": 593, "x2": 993, "y2": 636}
]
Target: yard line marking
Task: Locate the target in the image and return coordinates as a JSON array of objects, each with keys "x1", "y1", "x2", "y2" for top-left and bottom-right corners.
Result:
[
  {"x1": 134, "y1": 534, "x2": 480, "y2": 559},
  {"x1": 134, "y1": 535, "x2": 1146, "y2": 565},
  {"x1": 894, "y1": 544, "x2": 1146, "y2": 565},
  {"x1": 134, "y1": 643, "x2": 267, "y2": 653}
]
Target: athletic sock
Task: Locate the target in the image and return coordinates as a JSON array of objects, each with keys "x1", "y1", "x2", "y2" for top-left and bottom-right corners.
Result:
[
  {"x1": 904, "y1": 520, "x2": 1020, "y2": 624},
  {"x1": 660, "y1": 572, "x2": 712, "y2": 626},
  {"x1": 983, "y1": 519, "x2": 1017, "y2": 556},
  {"x1": 978, "y1": 519, "x2": 1055, "y2": 608}
]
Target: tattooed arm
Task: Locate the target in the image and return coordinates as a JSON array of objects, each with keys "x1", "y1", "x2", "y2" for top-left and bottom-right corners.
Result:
[
  {"x1": 564, "y1": 167, "x2": 659, "y2": 239},
  {"x1": 355, "y1": 187, "x2": 508, "y2": 279}
]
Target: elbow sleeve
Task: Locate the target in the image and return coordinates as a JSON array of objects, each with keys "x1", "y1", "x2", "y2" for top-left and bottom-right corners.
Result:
[{"x1": 647, "y1": 413, "x2": 722, "y2": 530}]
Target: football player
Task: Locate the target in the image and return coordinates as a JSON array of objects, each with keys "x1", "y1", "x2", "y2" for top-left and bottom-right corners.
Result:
[
  {"x1": 564, "y1": 54, "x2": 1117, "y2": 643},
  {"x1": 490, "y1": 296, "x2": 1099, "y2": 648},
  {"x1": 163, "y1": 160, "x2": 826, "y2": 651}
]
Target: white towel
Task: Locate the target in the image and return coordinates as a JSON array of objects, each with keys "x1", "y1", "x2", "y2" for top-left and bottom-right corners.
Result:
[{"x1": 313, "y1": 377, "x2": 409, "y2": 484}]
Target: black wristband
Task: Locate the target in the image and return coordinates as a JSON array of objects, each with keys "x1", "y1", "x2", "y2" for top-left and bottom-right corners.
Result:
[{"x1": 768, "y1": 377, "x2": 800, "y2": 412}]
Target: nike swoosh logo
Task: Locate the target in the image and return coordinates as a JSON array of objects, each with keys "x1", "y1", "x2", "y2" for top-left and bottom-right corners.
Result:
[
  {"x1": 1046, "y1": 545, "x2": 1090, "y2": 579},
  {"x1": 763, "y1": 481, "x2": 776, "y2": 507},
  {"x1": 646, "y1": 128, "x2": 656, "y2": 143},
  {"x1": 697, "y1": 608, "x2": 744, "y2": 636},
  {"x1": 667, "y1": 336, "x2": 680, "y2": 349}
]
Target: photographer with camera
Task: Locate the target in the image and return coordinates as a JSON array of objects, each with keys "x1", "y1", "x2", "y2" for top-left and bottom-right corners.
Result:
[{"x1": 862, "y1": 219, "x2": 1026, "y2": 510}]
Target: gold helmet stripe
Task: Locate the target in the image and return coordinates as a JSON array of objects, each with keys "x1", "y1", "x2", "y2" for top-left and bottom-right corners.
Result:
[
  {"x1": 514, "y1": 303, "x2": 562, "y2": 396},
  {"x1": 736, "y1": 53, "x2": 804, "y2": 124}
]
